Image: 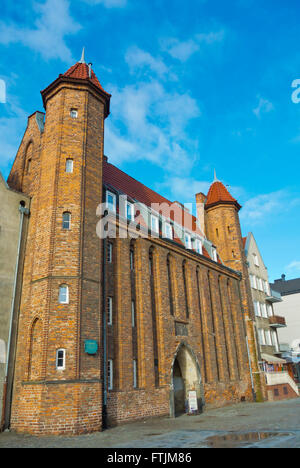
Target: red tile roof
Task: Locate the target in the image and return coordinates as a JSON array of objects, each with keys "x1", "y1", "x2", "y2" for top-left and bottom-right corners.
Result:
[
  {"x1": 63, "y1": 62, "x2": 110, "y2": 97},
  {"x1": 205, "y1": 181, "x2": 241, "y2": 210},
  {"x1": 103, "y1": 160, "x2": 205, "y2": 240}
]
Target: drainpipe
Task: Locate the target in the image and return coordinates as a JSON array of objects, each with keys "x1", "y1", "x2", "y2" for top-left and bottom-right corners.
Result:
[
  {"x1": 101, "y1": 210, "x2": 108, "y2": 430},
  {"x1": 1, "y1": 203, "x2": 29, "y2": 431}
]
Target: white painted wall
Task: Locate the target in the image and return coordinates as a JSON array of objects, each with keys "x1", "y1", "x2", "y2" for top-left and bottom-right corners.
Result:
[{"x1": 273, "y1": 293, "x2": 300, "y2": 347}]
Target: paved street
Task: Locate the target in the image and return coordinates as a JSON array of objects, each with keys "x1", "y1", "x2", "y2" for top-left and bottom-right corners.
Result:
[{"x1": 1, "y1": 398, "x2": 300, "y2": 448}]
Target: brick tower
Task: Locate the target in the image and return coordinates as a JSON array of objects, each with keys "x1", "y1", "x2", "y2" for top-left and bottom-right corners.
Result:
[
  {"x1": 7, "y1": 51, "x2": 111, "y2": 434},
  {"x1": 202, "y1": 174, "x2": 265, "y2": 402}
]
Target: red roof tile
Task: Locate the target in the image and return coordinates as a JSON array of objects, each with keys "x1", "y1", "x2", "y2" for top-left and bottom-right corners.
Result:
[
  {"x1": 205, "y1": 181, "x2": 241, "y2": 210},
  {"x1": 103, "y1": 160, "x2": 204, "y2": 237},
  {"x1": 63, "y1": 62, "x2": 110, "y2": 96}
]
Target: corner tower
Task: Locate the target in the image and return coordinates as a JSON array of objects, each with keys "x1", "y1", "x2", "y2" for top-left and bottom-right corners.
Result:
[
  {"x1": 204, "y1": 175, "x2": 265, "y2": 402},
  {"x1": 8, "y1": 52, "x2": 111, "y2": 434}
]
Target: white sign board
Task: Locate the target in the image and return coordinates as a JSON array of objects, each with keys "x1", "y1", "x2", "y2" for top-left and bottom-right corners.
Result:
[{"x1": 188, "y1": 391, "x2": 198, "y2": 413}]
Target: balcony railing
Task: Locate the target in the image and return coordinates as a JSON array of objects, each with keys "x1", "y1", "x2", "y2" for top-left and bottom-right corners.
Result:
[
  {"x1": 269, "y1": 315, "x2": 287, "y2": 328},
  {"x1": 266, "y1": 289, "x2": 282, "y2": 303}
]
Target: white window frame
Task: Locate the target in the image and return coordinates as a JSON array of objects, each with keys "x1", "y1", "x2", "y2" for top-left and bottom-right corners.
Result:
[
  {"x1": 258, "y1": 278, "x2": 264, "y2": 292},
  {"x1": 265, "y1": 330, "x2": 272, "y2": 346},
  {"x1": 164, "y1": 222, "x2": 173, "y2": 240},
  {"x1": 107, "y1": 242, "x2": 113, "y2": 263},
  {"x1": 261, "y1": 303, "x2": 268, "y2": 318},
  {"x1": 271, "y1": 330, "x2": 279, "y2": 352},
  {"x1": 258, "y1": 329, "x2": 266, "y2": 346},
  {"x1": 106, "y1": 190, "x2": 117, "y2": 213},
  {"x1": 65, "y1": 158, "x2": 74, "y2": 173},
  {"x1": 133, "y1": 359, "x2": 137, "y2": 389},
  {"x1": 184, "y1": 232, "x2": 192, "y2": 250},
  {"x1": 267, "y1": 304, "x2": 273, "y2": 317},
  {"x1": 59, "y1": 285, "x2": 69, "y2": 304},
  {"x1": 194, "y1": 239, "x2": 203, "y2": 255},
  {"x1": 254, "y1": 301, "x2": 261, "y2": 317},
  {"x1": 150, "y1": 214, "x2": 159, "y2": 234},
  {"x1": 56, "y1": 349, "x2": 66, "y2": 370},
  {"x1": 107, "y1": 359, "x2": 113, "y2": 390},
  {"x1": 253, "y1": 253, "x2": 259, "y2": 267},
  {"x1": 107, "y1": 297, "x2": 113, "y2": 325},
  {"x1": 126, "y1": 201, "x2": 134, "y2": 221},
  {"x1": 70, "y1": 109, "x2": 78, "y2": 119},
  {"x1": 212, "y1": 247, "x2": 218, "y2": 262}
]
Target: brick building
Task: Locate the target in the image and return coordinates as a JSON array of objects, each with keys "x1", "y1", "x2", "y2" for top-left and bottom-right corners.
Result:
[{"x1": 1, "y1": 53, "x2": 264, "y2": 435}]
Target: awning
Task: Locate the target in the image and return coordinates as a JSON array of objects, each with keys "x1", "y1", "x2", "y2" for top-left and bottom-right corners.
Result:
[{"x1": 261, "y1": 353, "x2": 287, "y2": 364}]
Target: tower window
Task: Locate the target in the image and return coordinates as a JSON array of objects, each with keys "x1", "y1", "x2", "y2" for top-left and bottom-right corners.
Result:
[
  {"x1": 70, "y1": 109, "x2": 78, "y2": 118},
  {"x1": 62, "y1": 212, "x2": 71, "y2": 230},
  {"x1": 131, "y1": 300, "x2": 135, "y2": 327},
  {"x1": 59, "y1": 285, "x2": 69, "y2": 304},
  {"x1": 107, "y1": 242, "x2": 113, "y2": 263},
  {"x1": 66, "y1": 159, "x2": 73, "y2": 173},
  {"x1": 56, "y1": 349, "x2": 66, "y2": 370},
  {"x1": 27, "y1": 158, "x2": 32, "y2": 174},
  {"x1": 133, "y1": 359, "x2": 138, "y2": 388}
]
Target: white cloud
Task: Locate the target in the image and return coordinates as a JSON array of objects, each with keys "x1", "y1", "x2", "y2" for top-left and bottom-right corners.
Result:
[
  {"x1": 82, "y1": 0, "x2": 127, "y2": 6},
  {"x1": 0, "y1": 0, "x2": 81, "y2": 62},
  {"x1": 156, "y1": 177, "x2": 211, "y2": 204},
  {"x1": 285, "y1": 260, "x2": 300, "y2": 271},
  {"x1": 125, "y1": 47, "x2": 169, "y2": 78},
  {"x1": 285, "y1": 261, "x2": 300, "y2": 273},
  {"x1": 240, "y1": 190, "x2": 295, "y2": 225},
  {"x1": 253, "y1": 96, "x2": 274, "y2": 118},
  {"x1": 105, "y1": 79, "x2": 201, "y2": 175},
  {"x1": 161, "y1": 29, "x2": 225, "y2": 62}
]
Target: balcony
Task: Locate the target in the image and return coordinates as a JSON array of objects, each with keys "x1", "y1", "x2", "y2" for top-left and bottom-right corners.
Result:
[
  {"x1": 266, "y1": 289, "x2": 282, "y2": 303},
  {"x1": 269, "y1": 315, "x2": 287, "y2": 328}
]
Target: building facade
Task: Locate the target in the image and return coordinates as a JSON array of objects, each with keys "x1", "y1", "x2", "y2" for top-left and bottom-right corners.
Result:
[
  {"x1": 244, "y1": 233, "x2": 299, "y2": 401},
  {"x1": 0, "y1": 174, "x2": 30, "y2": 428},
  {"x1": 1, "y1": 55, "x2": 264, "y2": 435}
]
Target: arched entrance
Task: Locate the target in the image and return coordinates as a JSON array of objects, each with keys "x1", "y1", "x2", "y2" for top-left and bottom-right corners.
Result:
[{"x1": 170, "y1": 343, "x2": 204, "y2": 417}]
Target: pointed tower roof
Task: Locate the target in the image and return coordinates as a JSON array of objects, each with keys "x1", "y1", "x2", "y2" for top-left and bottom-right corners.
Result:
[
  {"x1": 41, "y1": 50, "x2": 111, "y2": 117},
  {"x1": 205, "y1": 179, "x2": 241, "y2": 211}
]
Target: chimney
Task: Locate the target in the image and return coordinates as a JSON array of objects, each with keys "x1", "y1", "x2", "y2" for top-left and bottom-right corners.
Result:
[{"x1": 195, "y1": 192, "x2": 206, "y2": 236}]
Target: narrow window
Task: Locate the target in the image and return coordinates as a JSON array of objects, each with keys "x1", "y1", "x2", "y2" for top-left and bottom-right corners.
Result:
[
  {"x1": 149, "y1": 248, "x2": 159, "y2": 387},
  {"x1": 107, "y1": 242, "x2": 113, "y2": 263},
  {"x1": 130, "y1": 248, "x2": 134, "y2": 271},
  {"x1": 56, "y1": 349, "x2": 66, "y2": 370},
  {"x1": 106, "y1": 191, "x2": 116, "y2": 213},
  {"x1": 66, "y1": 159, "x2": 73, "y2": 173},
  {"x1": 131, "y1": 300, "x2": 135, "y2": 327},
  {"x1": 27, "y1": 158, "x2": 32, "y2": 174},
  {"x1": 150, "y1": 214, "x2": 159, "y2": 234},
  {"x1": 212, "y1": 247, "x2": 218, "y2": 262},
  {"x1": 107, "y1": 359, "x2": 113, "y2": 390},
  {"x1": 182, "y1": 261, "x2": 189, "y2": 319},
  {"x1": 107, "y1": 297, "x2": 113, "y2": 325},
  {"x1": 70, "y1": 109, "x2": 78, "y2": 118},
  {"x1": 253, "y1": 253, "x2": 259, "y2": 267},
  {"x1": 164, "y1": 223, "x2": 173, "y2": 240},
  {"x1": 126, "y1": 202, "x2": 134, "y2": 221},
  {"x1": 59, "y1": 285, "x2": 69, "y2": 304},
  {"x1": 216, "y1": 228, "x2": 219, "y2": 237},
  {"x1": 133, "y1": 359, "x2": 138, "y2": 388},
  {"x1": 195, "y1": 239, "x2": 203, "y2": 255},
  {"x1": 167, "y1": 255, "x2": 174, "y2": 316},
  {"x1": 62, "y1": 212, "x2": 71, "y2": 230}
]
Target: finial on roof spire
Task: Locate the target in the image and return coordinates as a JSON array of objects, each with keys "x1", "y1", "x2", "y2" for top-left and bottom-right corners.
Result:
[
  {"x1": 79, "y1": 47, "x2": 85, "y2": 64},
  {"x1": 213, "y1": 169, "x2": 219, "y2": 182}
]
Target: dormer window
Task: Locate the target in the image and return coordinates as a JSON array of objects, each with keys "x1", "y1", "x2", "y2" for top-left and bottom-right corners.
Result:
[
  {"x1": 126, "y1": 201, "x2": 134, "y2": 221},
  {"x1": 70, "y1": 109, "x2": 78, "y2": 118},
  {"x1": 212, "y1": 247, "x2": 218, "y2": 262},
  {"x1": 194, "y1": 239, "x2": 203, "y2": 255},
  {"x1": 184, "y1": 233, "x2": 192, "y2": 249},
  {"x1": 106, "y1": 191, "x2": 116, "y2": 213},
  {"x1": 150, "y1": 214, "x2": 159, "y2": 234},
  {"x1": 164, "y1": 223, "x2": 173, "y2": 240}
]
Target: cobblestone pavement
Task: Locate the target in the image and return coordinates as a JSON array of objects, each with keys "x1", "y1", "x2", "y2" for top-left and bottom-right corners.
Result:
[{"x1": 1, "y1": 398, "x2": 300, "y2": 448}]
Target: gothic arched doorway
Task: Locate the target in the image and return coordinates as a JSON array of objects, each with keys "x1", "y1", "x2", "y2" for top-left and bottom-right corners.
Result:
[{"x1": 170, "y1": 343, "x2": 204, "y2": 417}]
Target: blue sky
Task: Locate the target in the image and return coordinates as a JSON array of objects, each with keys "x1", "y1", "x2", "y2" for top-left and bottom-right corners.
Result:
[{"x1": 0, "y1": 0, "x2": 300, "y2": 282}]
